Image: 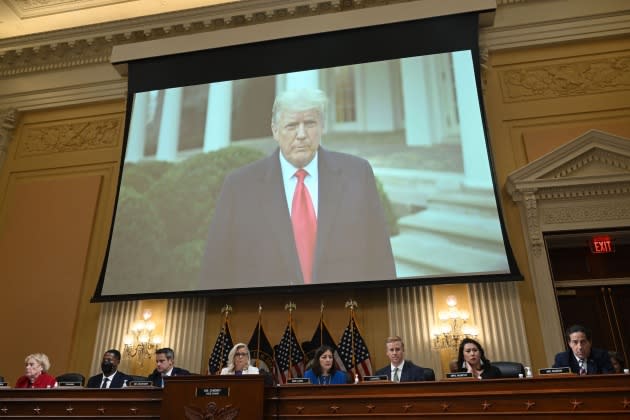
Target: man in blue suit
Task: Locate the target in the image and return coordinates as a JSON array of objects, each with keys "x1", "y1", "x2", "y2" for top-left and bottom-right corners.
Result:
[
  {"x1": 375, "y1": 336, "x2": 435, "y2": 382},
  {"x1": 552, "y1": 324, "x2": 614, "y2": 375},
  {"x1": 147, "y1": 348, "x2": 191, "y2": 387},
  {"x1": 86, "y1": 349, "x2": 130, "y2": 388},
  {"x1": 200, "y1": 88, "x2": 396, "y2": 289}
]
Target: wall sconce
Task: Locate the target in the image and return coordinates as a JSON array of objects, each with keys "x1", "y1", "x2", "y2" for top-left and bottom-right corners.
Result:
[
  {"x1": 123, "y1": 309, "x2": 162, "y2": 365},
  {"x1": 432, "y1": 295, "x2": 478, "y2": 351}
]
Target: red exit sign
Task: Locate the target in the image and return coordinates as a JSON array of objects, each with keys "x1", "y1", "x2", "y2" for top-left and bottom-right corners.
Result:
[{"x1": 590, "y1": 236, "x2": 615, "y2": 254}]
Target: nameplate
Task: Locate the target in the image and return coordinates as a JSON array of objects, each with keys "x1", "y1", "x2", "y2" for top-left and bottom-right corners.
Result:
[
  {"x1": 446, "y1": 372, "x2": 474, "y2": 379},
  {"x1": 0, "y1": 382, "x2": 8, "y2": 388},
  {"x1": 58, "y1": 381, "x2": 82, "y2": 387},
  {"x1": 128, "y1": 380, "x2": 154, "y2": 387},
  {"x1": 196, "y1": 387, "x2": 229, "y2": 397},
  {"x1": 363, "y1": 375, "x2": 388, "y2": 382},
  {"x1": 539, "y1": 367, "x2": 570, "y2": 375},
  {"x1": 286, "y1": 378, "x2": 310, "y2": 384}
]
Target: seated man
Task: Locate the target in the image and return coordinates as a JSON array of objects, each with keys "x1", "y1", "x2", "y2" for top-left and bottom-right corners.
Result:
[
  {"x1": 147, "y1": 347, "x2": 191, "y2": 387},
  {"x1": 375, "y1": 336, "x2": 434, "y2": 382},
  {"x1": 87, "y1": 349, "x2": 130, "y2": 388},
  {"x1": 552, "y1": 324, "x2": 614, "y2": 375}
]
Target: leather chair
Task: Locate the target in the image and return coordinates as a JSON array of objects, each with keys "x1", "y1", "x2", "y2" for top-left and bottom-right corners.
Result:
[
  {"x1": 423, "y1": 368, "x2": 436, "y2": 381},
  {"x1": 0, "y1": 376, "x2": 4, "y2": 383},
  {"x1": 492, "y1": 361, "x2": 525, "y2": 378},
  {"x1": 56, "y1": 372, "x2": 85, "y2": 386}
]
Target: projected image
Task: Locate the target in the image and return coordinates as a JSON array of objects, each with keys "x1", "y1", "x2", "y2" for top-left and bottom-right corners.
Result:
[{"x1": 101, "y1": 50, "x2": 510, "y2": 296}]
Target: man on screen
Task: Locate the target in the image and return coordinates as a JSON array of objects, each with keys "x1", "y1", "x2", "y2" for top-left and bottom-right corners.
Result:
[{"x1": 200, "y1": 87, "x2": 396, "y2": 288}]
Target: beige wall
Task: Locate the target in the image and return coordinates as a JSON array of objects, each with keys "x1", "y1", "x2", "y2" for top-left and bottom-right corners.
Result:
[
  {"x1": 483, "y1": 35, "x2": 630, "y2": 368},
  {"x1": 1, "y1": 1, "x2": 629, "y2": 385},
  {"x1": 0, "y1": 101, "x2": 125, "y2": 384}
]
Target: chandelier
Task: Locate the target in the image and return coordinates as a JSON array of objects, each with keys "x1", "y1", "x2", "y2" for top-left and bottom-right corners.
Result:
[
  {"x1": 432, "y1": 295, "x2": 478, "y2": 351},
  {"x1": 123, "y1": 309, "x2": 162, "y2": 365}
]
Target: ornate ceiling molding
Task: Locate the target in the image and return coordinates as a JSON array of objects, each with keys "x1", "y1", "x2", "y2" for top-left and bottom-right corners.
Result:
[
  {"x1": 6, "y1": 0, "x2": 134, "y2": 19},
  {"x1": 0, "y1": 0, "x2": 410, "y2": 79}
]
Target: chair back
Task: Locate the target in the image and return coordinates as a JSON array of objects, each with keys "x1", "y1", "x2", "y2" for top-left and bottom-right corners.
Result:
[
  {"x1": 492, "y1": 361, "x2": 525, "y2": 378},
  {"x1": 56, "y1": 372, "x2": 85, "y2": 386}
]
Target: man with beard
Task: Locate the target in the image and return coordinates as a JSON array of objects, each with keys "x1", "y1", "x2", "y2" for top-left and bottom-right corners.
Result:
[{"x1": 86, "y1": 349, "x2": 131, "y2": 388}]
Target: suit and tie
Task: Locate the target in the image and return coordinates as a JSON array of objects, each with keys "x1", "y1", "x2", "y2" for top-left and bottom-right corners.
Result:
[
  {"x1": 147, "y1": 367, "x2": 191, "y2": 387},
  {"x1": 200, "y1": 147, "x2": 396, "y2": 289},
  {"x1": 86, "y1": 371, "x2": 130, "y2": 388},
  {"x1": 375, "y1": 361, "x2": 435, "y2": 382},
  {"x1": 552, "y1": 348, "x2": 614, "y2": 374}
]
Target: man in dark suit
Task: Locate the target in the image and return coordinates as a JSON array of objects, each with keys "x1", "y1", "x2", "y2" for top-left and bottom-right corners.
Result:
[
  {"x1": 200, "y1": 88, "x2": 396, "y2": 289},
  {"x1": 86, "y1": 349, "x2": 130, "y2": 388},
  {"x1": 147, "y1": 347, "x2": 191, "y2": 387},
  {"x1": 375, "y1": 336, "x2": 435, "y2": 382},
  {"x1": 552, "y1": 324, "x2": 614, "y2": 375}
]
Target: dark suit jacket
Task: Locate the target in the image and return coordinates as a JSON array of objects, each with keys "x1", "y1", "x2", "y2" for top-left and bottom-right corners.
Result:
[
  {"x1": 552, "y1": 348, "x2": 614, "y2": 374},
  {"x1": 458, "y1": 364, "x2": 502, "y2": 379},
  {"x1": 86, "y1": 371, "x2": 130, "y2": 388},
  {"x1": 200, "y1": 147, "x2": 396, "y2": 288},
  {"x1": 375, "y1": 360, "x2": 435, "y2": 382},
  {"x1": 147, "y1": 367, "x2": 191, "y2": 387}
]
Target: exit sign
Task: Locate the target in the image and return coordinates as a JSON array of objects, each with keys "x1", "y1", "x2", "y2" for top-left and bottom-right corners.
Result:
[{"x1": 590, "y1": 236, "x2": 614, "y2": 254}]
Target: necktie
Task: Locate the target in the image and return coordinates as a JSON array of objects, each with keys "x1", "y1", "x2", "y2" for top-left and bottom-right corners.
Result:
[
  {"x1": 291, "y1": 169, "x2": 317, "y2": 284},
  {"x1": 393, "y1": 367, "x2": 400, "y2": 382},
  {"x1": 579, "y1": 359, "x2": 586, "y2": 375},
  {"x1": 101, "y1": 377, "x2": 109, "y2": 389}
]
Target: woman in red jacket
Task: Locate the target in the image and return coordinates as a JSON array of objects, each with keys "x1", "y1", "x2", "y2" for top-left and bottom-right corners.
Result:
[{"x1": 15, "y1": 353, "x2": 57, "y2": 388}]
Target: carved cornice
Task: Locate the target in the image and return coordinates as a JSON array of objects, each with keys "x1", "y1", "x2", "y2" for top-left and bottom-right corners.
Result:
[
  {"x1": 18, "y1": 116, "x2": 122, "y2": 156},
  {"x1": 1, "y1": 0, "x2": 414, "y2": 79},
  {"x1": 499, "y1": 55, "x2": 630, "y2": 102},
  {"x1": 542, "y1": 201, "x2": 630, "y2": 226},
  {"x1": 548, "y1": 149, "x2": 630, "y2": 179}
]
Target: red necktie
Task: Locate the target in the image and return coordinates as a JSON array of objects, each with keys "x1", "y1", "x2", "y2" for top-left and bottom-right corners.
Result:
[{"x1": 291, "y1": 169, "x2": 317, "y2": 284}]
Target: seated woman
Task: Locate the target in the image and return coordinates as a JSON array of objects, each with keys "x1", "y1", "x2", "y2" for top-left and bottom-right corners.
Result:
[
  {"x1": 220, "y1": 343, "x2": 260, "y2": 375},
  {"x1": 609, "y1": 351, "x2": 625, "y2": 374},
  {"x1": 457, "y1": 338, "x2": 502, "y2": 379},
  {"x1": 15, "y1": 353, "x2": 58, "y2": 388},
  {"x1": 304, "y1": 345, "x2": 348, "y2": 385}
]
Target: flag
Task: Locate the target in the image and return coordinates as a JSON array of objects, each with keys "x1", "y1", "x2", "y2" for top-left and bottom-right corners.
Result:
[
  {"x1": 338, "y1": 315, "x2": 373, "y2": 380},
  {"x1": 274, "y1": 322, "x2": 306, "y2": 384},
  {"x1": 208, "y1": 319, "x2": 233, "y2": 375},
  {"x1": 302, "y1": 316, "x2": 346, "y2": 372},
  {"x1": 247, "y1": 319, "x2": 276, "y2": 375}
]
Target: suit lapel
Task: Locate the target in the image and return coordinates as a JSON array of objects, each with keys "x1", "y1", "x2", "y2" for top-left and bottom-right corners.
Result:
[
  {"x1": 314, "y1": 149, "x2": 345, "y2": 280},
  {"x1": 259, "y1": 150, "x2": 301, "y2": 281}
]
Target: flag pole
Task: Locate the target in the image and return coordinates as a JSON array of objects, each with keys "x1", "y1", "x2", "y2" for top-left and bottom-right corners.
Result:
[
  {"x1": 345, "y1": 299, "x2": 358, "y2": 375},
  {"x1": 256, "y1": 304, "x2": 262, "y2": 368},
  {"x1": 285, "y1": 301, "x2": 296, "y2": 379},
  {"x1": 319, "y1": 301, "x2": 324, "y2": 346},
  {"x1": 218, "y1": 304, "x2": 232, "y2": 374}
]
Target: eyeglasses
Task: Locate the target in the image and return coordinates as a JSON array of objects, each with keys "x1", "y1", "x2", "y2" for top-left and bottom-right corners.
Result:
[{"x1": 235, "y1": 352, "x2": 248, "y2": 357}]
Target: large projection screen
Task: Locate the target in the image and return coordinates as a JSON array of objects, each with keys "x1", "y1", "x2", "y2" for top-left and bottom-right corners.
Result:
[{"x1": 94, "y1": 12, "x2": 521, "y2": 300}]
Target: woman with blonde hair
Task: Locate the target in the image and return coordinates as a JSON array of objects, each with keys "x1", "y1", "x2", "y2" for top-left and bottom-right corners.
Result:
[
  {"x1": 220, "y1": 343, "x2": 259, "y2": 375},
  {"x1": 15, "y1": 353, "x2": 57, "y2": 388}
]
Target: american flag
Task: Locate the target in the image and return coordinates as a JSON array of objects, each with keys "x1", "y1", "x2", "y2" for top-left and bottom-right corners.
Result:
[
  {"x1": 274, "y1": 323, "x2": 306, "y2": 384},
  {"x1": 338, "y1": 315, "x2": 373, "y2": 380},
  {"x1": 303, "y1": 316, "x2": 346, "y2": 372},
  {"x1": 208, "y1": 320, "x2": 233, "y2": 375},
  {"x1": 247, "y1": 320, "x2": 276, "y2": 375}
]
